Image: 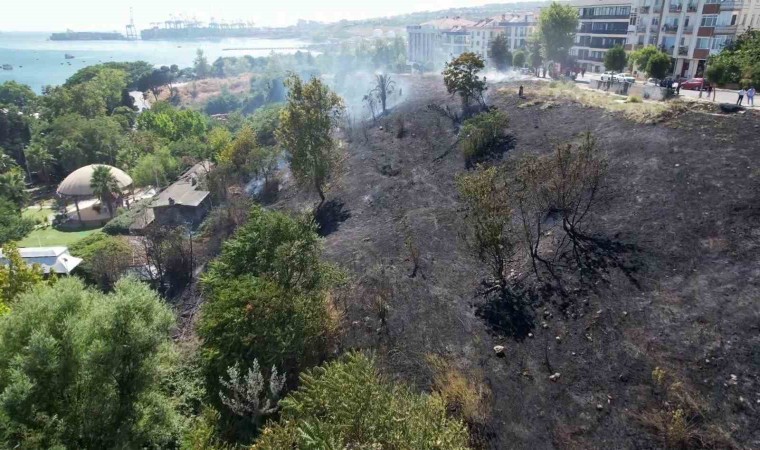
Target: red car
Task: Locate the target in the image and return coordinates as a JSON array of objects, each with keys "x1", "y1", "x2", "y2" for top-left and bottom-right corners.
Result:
[{"x1": 678, "y1": 78, "x2": 711, "y2": 90}]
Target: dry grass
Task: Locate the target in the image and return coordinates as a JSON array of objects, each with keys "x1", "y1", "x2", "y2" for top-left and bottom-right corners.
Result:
[
  {"x1": 157, "y1": 74, "x2": 252, "y2": 108},
  {"x1": 513, "y1": 81, "x2": 687, "y2": 124},
  {"x1": 426, "y1": 354, "x2": 490, "y2": 424},
  {"x1": 634, "y1": 367, "x2": 738, "y2": 449}
]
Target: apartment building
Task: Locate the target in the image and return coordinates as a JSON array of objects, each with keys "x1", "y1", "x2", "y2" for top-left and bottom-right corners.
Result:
[
  {"x1": 469, "y1": 13, "x2": 537, "y2": 60},
  {"x1": 570, "y1": 0, "x2": 634, "y2": 73},
  {"x1": 406, "y1": 17, "x2": 476, "y2": 68},
  {"x1": 629, "y1": 0, "x2": 743, "y2": 78},
  {"x1": 406, "y1": 13, "x2": 536, "y2": 68}
]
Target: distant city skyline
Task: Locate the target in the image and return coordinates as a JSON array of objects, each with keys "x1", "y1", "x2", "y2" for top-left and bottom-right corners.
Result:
[{"x1": 2, "y1": 0, "x2": 534, "y2": 32}]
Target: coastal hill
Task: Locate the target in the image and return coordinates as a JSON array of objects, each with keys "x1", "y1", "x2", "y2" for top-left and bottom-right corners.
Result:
[{"x1": 271, "y1": 76, "x2": 760, "y2": 448}]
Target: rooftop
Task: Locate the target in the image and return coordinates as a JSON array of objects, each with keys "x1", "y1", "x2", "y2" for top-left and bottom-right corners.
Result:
[
  {"x1": 0, "y1": 246, "x2": 82, "y2": 274},
  {"x1": 150, "y1": 161, "x2": 212, "y2": 208}
]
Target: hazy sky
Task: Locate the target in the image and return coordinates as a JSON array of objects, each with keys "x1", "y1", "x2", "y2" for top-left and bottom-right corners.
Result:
[{"x1": 1, "y1": 0, "x2": 525, "y2": 32}]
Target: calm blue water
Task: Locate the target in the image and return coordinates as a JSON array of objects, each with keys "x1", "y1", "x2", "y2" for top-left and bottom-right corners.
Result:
[{"x1": 0, "y1": 32, "x2": 310, "y2": 93}]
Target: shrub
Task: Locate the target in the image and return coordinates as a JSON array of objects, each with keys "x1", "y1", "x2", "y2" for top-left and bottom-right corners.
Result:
[
  {"x1": 0, "y1": 277, "x2": 180, "y2": 449},
  {"x1": 102, "y1": 197, "x2": 153, "y2": 235},
  {"x1": 460, "y1": 109, "x2": 509, "y2": 160},
  {"x1": 627, "y1": 95, "x2": 643, "y2": 103},
  {"x1": 252, "y1": 353, "x2": 470, "y2": 449},
  {"x1": 69, "y1": 232, "x2": 132, "y2": 291}
]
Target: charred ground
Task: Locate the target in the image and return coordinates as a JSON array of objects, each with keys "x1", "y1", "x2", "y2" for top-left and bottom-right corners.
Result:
[{"x1": 273, "y1": 76, "x2": 760, "y2": 449}]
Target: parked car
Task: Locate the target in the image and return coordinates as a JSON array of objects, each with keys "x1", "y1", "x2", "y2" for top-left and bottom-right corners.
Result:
[
  {"x1": 600, "y1": 71, "x2": 616, "y2": 82},
  {"x1": 614, "y1": 72, "x2": 636, "y2": 84},
  {"x1": 678, "y1": 78, "x2": 711, "y2": 90}
]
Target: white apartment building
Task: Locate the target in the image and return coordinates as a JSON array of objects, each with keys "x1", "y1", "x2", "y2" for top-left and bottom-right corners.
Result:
[
  {"x1": 570, "y1": 0, "x2": 634, "y2": 74},
  {"x1": 469, "y1": 13, "x2": 537, "y2": 60},
  {"x1": 570, "y1": 0, "x2": 753, "y2": 78},
  {"x1": 406, "y1": 13, "x2": 536, "y2": 68}
]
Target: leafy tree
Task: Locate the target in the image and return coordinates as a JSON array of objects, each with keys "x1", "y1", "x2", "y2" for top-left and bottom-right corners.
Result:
[
  {"x1": 69, "y1": 232, "x2": 132, "y2": 291},
  {"x1": 24, "y1": 143, "x2": 54, "y2": 183},
  {"x1": 705, "y1": 58, "x2": 738, "y2": 100},
  {"x1": 0, "y1": 277, "x2": 181, "y2": 449},
  {"x1": 629, "y1": 45, "x2": 661, "y2": 73},
  {"x1": 208, "y1": 126, "x2": 233, "y2": 161},
  {"x1": 646, "y1": 51, "x2": 672, "y2": 80},
  {"x1": 707, "y1": 29, "x2": 760, "y2": 87},
  {"x1": 204, "y1": 89, "x2": 242, "y2": 115},
  {"x1": 137, "y1": 67, "x2": 176, "y2": 101},
  {"x1": 204, "y1": 205, "x2": 324, "y2": 292},
  {"x1": 276, "y1": 75, "x2": 344, "y2": 205},
  {"x1": 0, "y1": 105, "x2": 32, "y2": 164},
  {"x1": 0, "y1": 198, "x2": 35, "y2": 246},
  {"x1": 536, "y1": 2, "x2": 579, "y2": 66},
  {"x1": 460, "y1": 109, "x2": 509, "y2": 160},
  {"x1": 528, "y1": 37, "x2": 544, "y2": 75},
  {"x1": 442, "y1": 52, "x2": 488, "y2": 113},
  {"x1": 218, "y1": 360, "x2": 286, "y2": 428},
  {"x1": 0, "y1": 81, "x2": 36, "y2": 109},
  {"x1": 89, "y1": 165, "x2": 120, "y2": 217},
  {"x1": 372, "y1": 73, "x2": 395, "y2": 115},
  {"x1": 65, "y1": 61, "x2": 153, "y2": 89},
  {"x1": 456, "y1": 166, "x2": 516, "y2": 292},
  {"x1": 131, "y1": 147, "x2": 180, "y2": 188},
  {"x1": 245, "y1": 104, "x2": 283, "y2": 146},
  {"x1": 194, "y1": 49, "x2": 212, "y2": 79},
  {"x1": 219, "y1": 125, "x2": 257, "y2": 170},
  {"x1": 41, "y1": 114, "x2": 126, "y2": 176},
  {"x1": 252, "y1": 353, "x2": 470, "y2": 449},
  {"x1": 489, "y1": 33, "x2": 512, "y2": 71},
  {"x1": 0, "y1": 242, "x2": 46, "y2": 311},
  {"x1": 512, "y1": 50, "x2": 527, "y2": 68},
  {"x1": 0, "y1": 168, "x2": 28, "y2": 209},
  {"x1": 604, "y1": 45, "x2": 628, "y2": 72},
  {"x1": 137, "y1": 103, "x2": 207, "y2": 141}
]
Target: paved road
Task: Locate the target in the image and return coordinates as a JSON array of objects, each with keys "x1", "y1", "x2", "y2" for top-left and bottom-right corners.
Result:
[{"x1": 576, "y1": 74, "x2": 758, "y2": 108}]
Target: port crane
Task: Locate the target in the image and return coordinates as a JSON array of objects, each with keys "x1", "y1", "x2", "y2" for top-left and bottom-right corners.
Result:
[{"x1": 125, "y1": 7, "x2": 138, "y2": 39}]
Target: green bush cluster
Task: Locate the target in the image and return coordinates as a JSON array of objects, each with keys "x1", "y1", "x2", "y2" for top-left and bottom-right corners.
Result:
[{"x1": 460, "y1": 109, "x2": 509, "y2": 159}]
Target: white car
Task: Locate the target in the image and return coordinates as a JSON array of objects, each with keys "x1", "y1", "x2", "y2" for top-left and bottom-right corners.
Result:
[
  {"x1": 600, "y1": 71, "x2": 616, "y2": 82},
  {"x1": 614, "y1": 73, "x2": 636, "y2": 84}
]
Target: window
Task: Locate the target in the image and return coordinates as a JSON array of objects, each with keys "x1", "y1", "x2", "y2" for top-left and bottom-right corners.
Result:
[
  {"x1": 701, "y1": 15, "x2": 717, "y2": 26},
  {"x1": 711, "y1": 35, "x2": 728, "y2": 49},
  {"x1": 696, "y1": 37, "x2": 710, "y2": 48},
  {"x1": 731, "y1": 14, "x2": 737, "y2": 25}
]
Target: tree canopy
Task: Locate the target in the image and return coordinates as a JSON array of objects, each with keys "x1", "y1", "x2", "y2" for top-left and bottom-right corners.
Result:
[
  {"x1": 443, "y1": 52, "x2": 488, "y2": 112},
  {"x1": 489, "y1": 34, "x2": 512, "y2": 71},
  {"x1": 604, "y1": 45, "x2": 628, "y2": 72},
  {"x1": 707, "y1": 29, "x2": 760, "y2": 87},
  {"x1": 536, "y1": 2, "x2": 579, "y2": 66}
]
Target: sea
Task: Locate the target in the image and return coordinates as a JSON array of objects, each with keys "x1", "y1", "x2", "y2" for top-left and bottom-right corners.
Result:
[{"x1": 0, "y1": 32, "x2": 311, "y2": 93}]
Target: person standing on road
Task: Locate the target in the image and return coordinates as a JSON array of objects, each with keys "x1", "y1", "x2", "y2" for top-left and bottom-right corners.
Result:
[
  {"x1": 737, "y1": 87, "x2": 746, "y2": 105},
  {"x1": 748, "y1": 86, "x2": 756, "y2": 106}
]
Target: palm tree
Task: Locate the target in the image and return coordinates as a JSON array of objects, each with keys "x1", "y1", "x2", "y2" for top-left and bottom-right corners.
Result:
[
  {"x1": 372, "y1": 74, "x2": 395, "y2": 116},
  {"x1": 0, "y1": 169, "x2": 29, "y2": 210},
  {"x1": 90, "y1": 166, "x2": 120, "y2": 217}
]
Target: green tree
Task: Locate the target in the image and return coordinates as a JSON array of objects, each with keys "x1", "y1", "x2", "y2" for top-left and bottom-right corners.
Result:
[
  {"x1": 628, "y1": 45, "x2": 661, "y2": 73},
  {"x1": 219, "y1": 125, "x2": 257, "y2": 170},
  {"x1": 276, "y1": 75, "x2": 344, "y2": 205},
  {"x1": 0, "y1": 81, "x2": 36, "y2": 109},
  {"x1": 24, "y1": 143, "x2": 54, "y2": 183},
  {"x1": 246, "y1": 104, "x2": 283, "y2": 146},
  {"x1": 0, "y1": 277, "x2": 181, "y2": 449},
  {"x1": 252, "y1": 353, "x2": 470, "y2": 449},
  {"x1": 137, "y1": 103, "x2": 207, "y2": 141},
  {"x1": 442, "y1": 52, "x2": 488, "y2": 113},
  {"x1": 536, "y1": 2, "x2": 579, "y2": 66},
  {"x1": 372, "y1": 73, "x2": 395, "y2": 116},
  {"x1": 69, "y1": 232, "x2": 132, "y2": 291},
  {"x1": 705, "y1": 58, "x2": 737, "y2": 101},
  {"x1": 512, "y1": 50, "x2": 527, "y2": 68},
  {"x1": 131, "y1": 147, "x2": 180, "y2": 188},
  {"x1": 528, "y1": 37, "x2": 544, "y2": 75},
  {"x1": 0, "y1": 242, "x2": 45, "y2": 311},
  {"x1": 0, "y1": 199, "x2": 35, "y2": 246},
  {"x1": 0, "y1": 168, "x2": 28, "y2": 209},
  {"x1": 194, "y1": 49, "x2": 212, "y2": 79},
  {"x1": 604, "y1": 45, "x2": 628, "y2": 72},
  {"x1": 646, "y1": 51, "x2": 672, "y2": 80},
  {"x1": 89, "y1": 165, "x2": 120, "y2": 217},
  {"x1": 489, "y1": 33, "x2": 512, "y2": 71}
]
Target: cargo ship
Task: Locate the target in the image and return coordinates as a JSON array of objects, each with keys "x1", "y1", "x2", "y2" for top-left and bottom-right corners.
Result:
[{"x1": 50, "y1": 30, "x2": 127, "y2": 41}]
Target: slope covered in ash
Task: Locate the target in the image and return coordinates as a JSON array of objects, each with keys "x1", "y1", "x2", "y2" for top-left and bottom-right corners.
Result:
[{"x1": 275, "y1": 76, "x2": 760, "y2": 449}]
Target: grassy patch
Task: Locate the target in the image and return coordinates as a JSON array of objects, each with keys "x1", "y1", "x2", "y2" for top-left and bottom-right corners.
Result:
[
  {"x1": 22, "y1": 206, "x2": 54, "y2": 224},
  {"x1": 18, "y1": 226, "x2": 102, "y2": 248},
  {"x1": 517, "y1": 82, "x2": 684, "y2": 124}
]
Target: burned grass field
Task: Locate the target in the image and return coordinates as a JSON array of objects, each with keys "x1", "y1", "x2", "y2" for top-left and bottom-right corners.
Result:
[{"x1": 274, "y1": 76, "x2": 760, "y2": 449}]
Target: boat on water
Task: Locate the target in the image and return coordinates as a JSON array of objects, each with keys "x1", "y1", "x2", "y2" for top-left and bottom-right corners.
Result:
[
  {"x1": 2, "y1": 64, "x2": 12, "y2": 71},
  {"x1": 50, "y1": 30, "x2": 127, "y2": 41},
  {"x1": 65, "y1": 53, "x2": 75, "y2": 59}
]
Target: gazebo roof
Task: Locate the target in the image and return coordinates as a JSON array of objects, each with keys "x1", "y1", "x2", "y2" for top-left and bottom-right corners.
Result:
[{"x1": 57, "y1": 164, "x2": 133, "y2": 197}]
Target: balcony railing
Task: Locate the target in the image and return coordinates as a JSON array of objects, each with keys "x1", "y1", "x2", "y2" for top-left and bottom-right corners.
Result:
[
  {"x1": 719, "y1": 0, "x2": 742, "y2": 10},
  {"x1": 714, "y1": 24, "x2": 737, "y2": 33},
  {"x1": 653, "y1": 6, "x2": 663, "y2": 12},
  {"x1": 669, "y1": 4, "x2": 683, "y2": 12},
  {"x1": 579, "y1": 56, "x2": 605, "y2": 62},
  {"x1": 662, "y1": 24, "x2": 679, "y2": 32},
  {"x1": 580, "y1": 28, "x2": 629, "y2": 34},
  {"x1": 687, "y1": 3, "x2": 698, "y2": 11},
  {"x1": 640, "y1": 5, "x2": 651, "y2": 12},
  {"x1": 682, "y1": 25, "x2": 694, "y2": 33},
  {"x1": 636, "y1": 25, "x2": 647, "y2": 32},
  {"x1": 678, "y1": 45, "x2": 688, "y2": 55}
]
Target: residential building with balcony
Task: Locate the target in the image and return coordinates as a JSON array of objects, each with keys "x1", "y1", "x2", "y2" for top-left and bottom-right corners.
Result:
[
  {"x1": 570, "y1": 0, "x2": 634, "y2": 73},
  {"x1": 468, "y1": 13, "x2": 537, "y2": 60},
  {"x1": 629, "y1": 0, "x2": 742, "y2": 78},
  {"x1": 406, "y1": 17, "x2": 476, "y2": 68}
]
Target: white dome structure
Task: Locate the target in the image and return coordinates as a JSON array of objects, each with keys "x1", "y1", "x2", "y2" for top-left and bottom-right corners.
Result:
[{"x1": 57, "y1": 164, "x2": 133, "y2": 197}]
